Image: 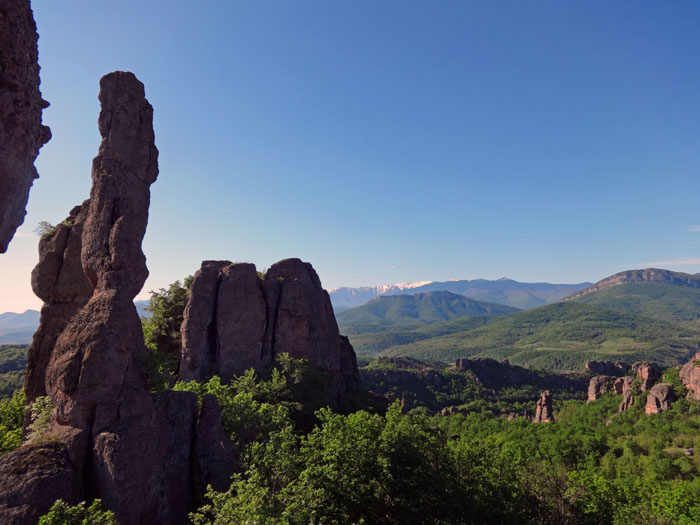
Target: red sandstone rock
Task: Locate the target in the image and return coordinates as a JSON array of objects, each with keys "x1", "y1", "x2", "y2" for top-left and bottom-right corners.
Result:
[
  {"x1": 0, "y1": 0, "x2": 51, "y2": 252},
  {"x1": 645, "y1": 383, "x2": 676, "y2": 414},
  {"x1": 679, "y1": 352, "x2": 700, "y2": 401},
  {"x1": 533, "y1": 390, "x2": 553, "y2": 422},
  {"x1": 630, "y1": 361, "x2": 661, "y2": 391},
  {"x1": 587, "y1": 375, "x2": 614, "y2": 402}
]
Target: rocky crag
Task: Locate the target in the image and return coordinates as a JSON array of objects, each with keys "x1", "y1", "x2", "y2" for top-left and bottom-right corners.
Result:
[
  {"x1": 533, "y1": 390, "x2": 553, "y2": 422},
  {"x1": 564, "y1": 268, "x2": 700, "y2": 300},
  {"x1": 0, "y1": 70, "x2": 361, "y2": 524},
  {"x1": 0, "y1": 0, "x2": 51, "y2": 252},
  {"x1": 1, "y1": 72, "x2": 202, "y2": 525},
  {"x1": 179, "y1": 258, "x2": 361, "y2": 405}
]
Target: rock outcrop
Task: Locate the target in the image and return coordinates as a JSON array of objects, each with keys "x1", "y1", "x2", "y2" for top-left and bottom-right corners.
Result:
[
  {"x1": 0, "y1": 71, "x2": 204, "y2": 525},
  {"x1": 645, "y1": 383, "x2": 676, "y2": 414},
  {"x1": 533, "y1": 390, "x2": 553, "y2": 422},
  {"x1": 630, "y1": 361, "x2": 660, "y2": 391},
  {"x1": 587, "y1": 375, "x2": 613, "y2": 402},
  {"x1": 679, "y1": 352, "x2": 700, "y2": 400},
  {"x1": 585, "y1": 360, "x2": 629, "y2": 376},
  {"x1": 0, "y1": 0, "x2": 51, "y2": 252},
  {"x1": 179, "y1": 258, "x2": 361, "y2": 404}
]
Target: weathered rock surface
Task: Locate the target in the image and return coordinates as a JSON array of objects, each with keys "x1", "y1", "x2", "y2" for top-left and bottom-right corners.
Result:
[
  {"x1": 645, "y1": 383, "x2": 676, "y2": 414},
  {"x1": 0, "y1": 0, "x2": 51, "y2": 252},
  {"x1": 24, "y1": 203, "x2": 92, "y2": 402},
  {"x1": 180, "y1": 258, "x2": 361, "y2": 403},
  {"x1": 1, "y1": 71, "x2": 202, "y2": 525},
  {"x1": 585, "y1": 360, "x2": 629, "y2": 377},
  {"x1": 0, "y1": 441, "x2": 81, "y2": 525},
  {"x1": 533, "y1": 390, "x2": 553, "y2": 422},
  {"x1": 630, "y1": 361, "x2": 661, "y2": 391},
  {"x1": 587, "y1": 375, "x2": 615, "y2": 402},
  {"x1": 195, "y1": 394, "x2": 237, "y2": 494},
  {"x1": 679, "y1": 352, "x2": 700, "y2": 401}
]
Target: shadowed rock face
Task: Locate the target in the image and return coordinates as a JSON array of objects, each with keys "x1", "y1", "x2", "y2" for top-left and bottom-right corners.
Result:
[
  {"x1": 0, "y1": 0, "x2": 51, "y2": 252},
  {"x1": 180, "y1": 258, "x2": 361, "y2": 403},
  {"x1": 585, "y1": 360, "x2": 629, "y2": 377},
  {"x1": 587, "y1": 375, "x2": 613, "y2": 402},
  {"x1": 533, "y1": 390, "x2": 553, "y2": 422}
]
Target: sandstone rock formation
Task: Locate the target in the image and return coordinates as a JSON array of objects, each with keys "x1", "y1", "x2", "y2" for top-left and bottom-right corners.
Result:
[
  {"x1": 679, "y1": 352, "x2": 700, "y2": 400},
  {"x1": 630, "y1": 361, "x2": 660, "y2": 391},
  {"x1": 645, "y1": 383, "x2": 676, "y2": 414},
  {"x1": 533, "y1": 390, "x2": 553, "y2": 422},
  {"x1": 587, "y1": 375, "x2": 614, "y2": 402},
  {"x1": 0, "y1": 71, "x2": 205, "y2": 525},
  {"x1": 179, "y1": 258, "x2": 361, "y2": 404},
  {"x1": 585, "y1": 360, "x2": 629, "y2": 376},
  {"x1": 0, "y1": 0, "x2": 51, "y2": 252}
]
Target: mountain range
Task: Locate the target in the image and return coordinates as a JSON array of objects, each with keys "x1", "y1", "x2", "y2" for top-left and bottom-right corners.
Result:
[
  {"x1": 330, "y1": 278, "x2": 591, "y2": 311},
  {"x1": 341, "y1": 268, "x2": 700, "y2": 371}
]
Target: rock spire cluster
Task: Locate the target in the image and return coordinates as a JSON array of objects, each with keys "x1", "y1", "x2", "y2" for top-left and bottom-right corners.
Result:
[
  {"x1": 179, "y1": 258, "x2": 361, "y2": 404},
  {"x1": 0, "y1": 0, "x2": 51, "y2": 252}
]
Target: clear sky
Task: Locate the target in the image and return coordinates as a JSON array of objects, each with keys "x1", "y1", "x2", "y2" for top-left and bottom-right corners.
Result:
[{"x1": 1, "y1": 0, "x2": 699, "y2": 313}]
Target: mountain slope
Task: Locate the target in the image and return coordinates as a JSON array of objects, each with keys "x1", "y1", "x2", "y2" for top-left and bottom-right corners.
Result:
[
  {"x1": 377, "y1": 302, "x2": 700, "y2": 370},
  {"x1": 330, "y1": 278, "x2": 590, "y2": 311},
  {"x1": 565, "y1": 268, "x2": 700, "y2": 301},
  {"x1": 336, "y1": 291, "x2": 518, "y2": 335}
]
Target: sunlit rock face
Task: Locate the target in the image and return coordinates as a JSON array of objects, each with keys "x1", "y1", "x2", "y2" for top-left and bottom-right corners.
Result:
[
  {"x1": 533, "y1": 390, "x2": 553, "y2": 422},
  {"x1": 645, "y1": 383, "x2": 676, "y2": 414},
  {"x1": 680, "y1": 352, "x2": 700, "y2": 401},
  {"x1": 0, "y1": 0, "x2": 51, "y2": 253},
  {"x1": 180, "y1": 257, "x2": 362, "y2": 404}
]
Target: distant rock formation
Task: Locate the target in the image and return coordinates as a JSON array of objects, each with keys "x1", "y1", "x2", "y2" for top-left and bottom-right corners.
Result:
[
  {"x1": 179, "y1": 258, "x2": 361, "y2": 404},
  {"x1": 587, "y1": 375, "x2": 613, "y2": 402},
  {"x1": 630, "y1": 361, "x2": 661, "y2": 391},
  {"x1": 585, "y1": 360, "x2": 629, "y2": 377},
  {"x1": 564, "y1": 268, "x2": 700, "y2": 300},
  {"x1": 0, "y1": 0, "x2": 51, "y2": 252},
  {"x1": 645, "y1": 383, "x2": 676, "y2": 414},
  {"x1": 679, "y1": 352, "x2": 700, "y2": 400},
  {"x1": 533, "y1": 390, "x2": 553, "y2": 422}
]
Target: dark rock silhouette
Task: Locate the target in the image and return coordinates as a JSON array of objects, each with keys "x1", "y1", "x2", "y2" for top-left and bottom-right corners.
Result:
[
  {"x1": 585, "y1": 360, "x2": 629, "y2": 377},
  {"x1": 645, "y1": 383, "x2": 676, "y2": 414},
  {"x1": 195, "y1": 394, "x2": 237, "y2": 493},
  {"x1": 0, "y1": 0, "x2": 51, "y2": 252},
  {"x1": 180, "y1": 258, "x2": 361, "y2": 404},
  {"x1": 533, "y1": 390, "x2": 553, "y2": 422},
  {"x1": 679, "y1": 352, "x2": 700, "y2": 400}
]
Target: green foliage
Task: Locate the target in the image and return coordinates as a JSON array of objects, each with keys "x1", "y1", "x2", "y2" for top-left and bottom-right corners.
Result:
[
  {"x1": 0, "y1": 389, "x2": 25, "y2": 454},
  {"x1": 0, "y1": 345, "x2": 28, "y2": 399},
  {"x1": 377, "y1": 302, "x2": 700, "y2": 370},
  {"x1": 336, "y1": 291, "x2": 518, "y2": 335},
  {"x1": 574, "y1": 282, "x2": 700, "y2": 324},
  {"x1": 142, "y1": 276, "x2": 193, "y2": 390},
  {"x1": 38, "y1": 499, "x2": 117, "y2": 525},
  {"x1": 25, "y1": 395, "x2": 54, "y2": 445}
]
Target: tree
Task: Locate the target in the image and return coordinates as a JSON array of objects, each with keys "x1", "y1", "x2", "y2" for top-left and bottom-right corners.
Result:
[{"x1": 142, "y1": 276, "x2": 193, "y2": 390}]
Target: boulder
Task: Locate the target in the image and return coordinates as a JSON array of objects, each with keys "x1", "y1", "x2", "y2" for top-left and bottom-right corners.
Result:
[
  {"x1": 0, "y1": 441, "x2": 81, "y2": 525},
  {"x1": 533, "y1": 390, "x2": 553, "y2": 422},
  {"x1": 645, "y1": 383, "x2": 676, "y2": 414},
  {"x1": 679, "y1": 352, "x2": 700, "y2": 401},
  {"x1": 0, "y1": 0, "x2": 51, "y2": 252}
]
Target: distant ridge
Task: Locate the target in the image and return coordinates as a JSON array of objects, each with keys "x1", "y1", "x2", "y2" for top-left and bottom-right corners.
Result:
[
  {"x1": 564, "y1": 268, "x2": 700, "y2": 301},
  {"x1": 330, "y1": 278, "x2": 591, "y2": 311},
  {"x1": 336, "y1": 290, "x2": 518, "y2": 334}
]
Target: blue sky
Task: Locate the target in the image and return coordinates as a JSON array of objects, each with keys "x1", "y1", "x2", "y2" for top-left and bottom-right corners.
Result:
[{"x1": 1, "y1": 0, "x2": 699, "y2": 312}]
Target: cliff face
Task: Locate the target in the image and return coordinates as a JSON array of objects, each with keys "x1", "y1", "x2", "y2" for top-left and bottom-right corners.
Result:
[
  {"x1": 180, "y1": 258, "x2": 362, "y2": 404},
  {"x1": 0, "y1": 0, "x2": 51, "y2": 252}
]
